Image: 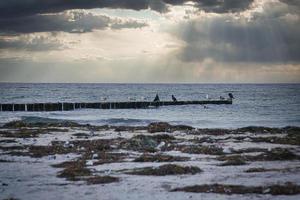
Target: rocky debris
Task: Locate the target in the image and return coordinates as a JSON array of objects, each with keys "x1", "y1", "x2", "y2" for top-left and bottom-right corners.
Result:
[
  {"x1": 245, "y1": 167, "x2": 300, "y2": 173},
  {"x1": 232, "y1": 148, "x2": 269, "y2": 154},
  {"x1": 286, "y1": 131, "x2": 300, "y2": 145},
  {"x1": 26, "y1": 144, "x2": 78, "y2": 158},
  {"x1": 245, "y1": 168, "x2": 272, "y2": 173},
  {"x1": 236, "y1": 126, "x2": 282, "y2": 134},
  {"x1": 180, "y1": 145, "x2": 224, "y2": 155},
  {"x1": 187, "y1": 126, "x2": 300, "y2": 136},
  {"x1": 257, "y1": 148, "x2": 299, "y2": 161},
  {"x1": 0, "y1": 145, "x2": 25, "y2": 151},
  {"x1": 53, "y1": 158, "x2": 119, "y2": 183},
  {"x1": 8, "y1": 139, "x2": 113, "y2": 158},
  {"x1": 147, "y1": 122, "x2": 194, "y2": 133},
  {"x1": 2, "y1": 198, "x2": 19, "y2": 200},
  {"x1": 69, "y1": 139, "x2": 112, "y2": 153},
  {"x1": 0, "y1": 128, "x2": 68, "y2": 138},
  {"x1": 0, "y1": 129, "x2": 46, "y2": 138},
  {"x1": 188, "y1": 128, "x2": 230, "y2": 136},
  {"x1": 72, "y1": 132, "x2": 91, "y2": 138},
  {"x1": 147, "y1": 122, "x2": 172, "y2": 133},
  {"x1": 86, "y1": 176, "x2": 119, "y2": 185},
  {"x1": 92, "y1": 152, "x2": 128, "y2": 165},
  {"x1": 171, "y1": 182, "x2": 300, "y2": 195},
  {"x1": 133, "y1": 154, "x2": 189, "y2": 162},
  {"x1": 251, "y1": 133, "x2": 300, "y2": 145},
  {"x1": 219, "y1": 156, "x2": 247, "y2": 166},
  {"x1": 237, "y1": 126, "x2": 300, "y2": 135},
  {"x1": 125, "y1": 164, "x2": 202, "y2": 176},
  {"x1": 55, "y1": 160, "x2": 91, "y2": 181},
  {"x1": 120, "y1": 134, "x2": 175, "y2": 152},
  {"x1": 0, "y1": 139, "x2": 16, "y2": 143},
  {"x1": 114, "y1": 126, "x2": 147, "y2": 132},
  {"x1": 218, "y1": 148, "x2": 299, "y2": 163},
  {"x1": 1, "y1": 123, "x2": 300, "y2": 194},
  {"x1": 3, "y1": 119, "x2": 80, "y2": 128},
  {"x1": 192, "y1": 136, "x2": 218, "y2": 143},
  {"x1": 0, "y1": 159, "x2": 14, "y2": 162}
]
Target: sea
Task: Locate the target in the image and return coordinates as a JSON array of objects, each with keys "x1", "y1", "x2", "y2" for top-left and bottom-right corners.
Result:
[{"x1": 0, "y1": 83, "x2": 299, "y2": 128}]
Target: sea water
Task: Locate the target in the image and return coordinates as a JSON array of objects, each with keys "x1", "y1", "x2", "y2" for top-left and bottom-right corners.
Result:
[{"x1": 0, "y1": 83, "x2": 299, "y2": 128}]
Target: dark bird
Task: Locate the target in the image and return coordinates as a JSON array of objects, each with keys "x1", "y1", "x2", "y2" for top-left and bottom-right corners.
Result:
[
  {"x1": 228, "y1": 93, "x2": 234, "y2": 99},
  {"x1": 172, "y1": 95, "x2": 177, "y2": 102},
  {"x1": 153, "y1": 94, "x2": 160, "y2": 102}
]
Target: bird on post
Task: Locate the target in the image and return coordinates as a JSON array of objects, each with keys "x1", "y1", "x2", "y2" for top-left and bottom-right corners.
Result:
[
  {"x1": 172, "y1": 95, "x2": 177, "y2": 102},
  {"x1": 153, "y1": 94, "x2": 160, "y2": 102}
]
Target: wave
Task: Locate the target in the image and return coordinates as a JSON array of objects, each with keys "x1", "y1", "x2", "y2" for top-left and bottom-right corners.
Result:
[
  {"x1": 91, "y1": 118, "x2": 157, "y2": 126},
  {"x1": 20, "y1": 116, "x2": 70, "y2": 124}
]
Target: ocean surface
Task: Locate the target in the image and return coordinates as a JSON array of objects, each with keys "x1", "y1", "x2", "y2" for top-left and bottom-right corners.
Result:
[{"x1": 0, "y1": 83, "x2": 299, "y2": 128}]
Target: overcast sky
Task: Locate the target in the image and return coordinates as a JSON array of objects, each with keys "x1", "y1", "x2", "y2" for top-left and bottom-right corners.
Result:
[{"x1": 0, "y1": 0, "x2": 299, "y2": 83}]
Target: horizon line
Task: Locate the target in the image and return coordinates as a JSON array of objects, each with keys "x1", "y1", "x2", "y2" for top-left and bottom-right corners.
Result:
[{"x1": 0, "y1": 82, "x2": 300, "y2": 85}]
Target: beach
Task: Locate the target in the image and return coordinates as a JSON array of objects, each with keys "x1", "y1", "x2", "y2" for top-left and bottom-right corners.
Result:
[{"x1": 1, "y1": 119, "x2": 300, "y2": 200}]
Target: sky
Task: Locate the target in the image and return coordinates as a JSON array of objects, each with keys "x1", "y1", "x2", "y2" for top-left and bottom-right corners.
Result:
[{"x1": 0, "y1": 0, "x2": 299, "y2": 83}]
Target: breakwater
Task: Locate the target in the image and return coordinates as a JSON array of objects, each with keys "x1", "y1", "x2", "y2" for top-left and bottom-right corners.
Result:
[{"x1": 0, "y1": 99, "x2": 232, "y2": 112}]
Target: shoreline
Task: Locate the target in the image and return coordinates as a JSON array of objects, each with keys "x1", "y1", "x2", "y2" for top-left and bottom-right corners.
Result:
[
  {"x1": 1, "y1": 116, "x2": 300, "y2": 130},
  {"x1": 1, "y1": 120, "x2": 300, "y2": 199}
]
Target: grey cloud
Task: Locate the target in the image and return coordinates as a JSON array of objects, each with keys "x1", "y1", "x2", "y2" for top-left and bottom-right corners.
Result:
[
  {"x1": 280, "y1": 0, "x2": 300, "y2": 7},
  {"x1": 174, "y1": 1, "x2": 300, "y2": 63},
  {"x1": 195, "y1": 0, "x2": 254, "y2": 13},
  {"x1": 0, "y1": 10, "x2": 147, "y2": 34},
  {"x1": 110, "y1": 19, "x2": 148, "y2": 29},
  {"x1": 0, "y1": 35, "x2": 64, "y2": 51}
]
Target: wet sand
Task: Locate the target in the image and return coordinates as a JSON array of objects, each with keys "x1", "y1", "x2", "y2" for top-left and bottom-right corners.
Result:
[{"x1": 0, "y1": 121, "x2": 300, "y2": 200}]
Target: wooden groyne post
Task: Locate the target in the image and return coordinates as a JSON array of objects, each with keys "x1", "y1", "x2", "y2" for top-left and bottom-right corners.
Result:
[{"x1": 0, "y1": 99, "x2": 232, "y2": 112}]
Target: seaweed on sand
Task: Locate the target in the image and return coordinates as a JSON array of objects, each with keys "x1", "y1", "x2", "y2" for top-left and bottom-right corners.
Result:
[
  {"x1": 56, "y1": 160, "x2": 92, "y2": 181},
  {"x1": 86, "y1": 176, "x2": 119, "y2": 185},
  {"x1": 218, "y1": 148, "x2": 299, "y2": 164},
  {"x1": 120, "y1": 134, "x2": 175, "y2": 152},
  {"x1": 133, "y1": 154, "x2": 189, "y2": 162},
  {"x1": 171, "y1": 182, "x2": 300, "y2": 195},
  {"x1": 125, "y1": 164, "x2": 202, "y2": 176},
  {"x1": 147, "y1": 122, "x2": 194, "y2": 133},
  {"x1": 180, "y1": 145, "x2": 224, "y2": 155},
  {"x1": 219, "y1": 156, "x2": 247, "y2": 166}
]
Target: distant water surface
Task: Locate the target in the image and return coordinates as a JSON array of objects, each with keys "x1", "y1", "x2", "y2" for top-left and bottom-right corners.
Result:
[{"x1": 0, "y1": 83, "x2": 299, "y2": 128}]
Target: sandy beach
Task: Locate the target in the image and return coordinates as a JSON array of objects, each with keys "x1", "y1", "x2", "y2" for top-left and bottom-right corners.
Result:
[{"x1": 0, "y1": 120, "x2": 299, "y2": 200}]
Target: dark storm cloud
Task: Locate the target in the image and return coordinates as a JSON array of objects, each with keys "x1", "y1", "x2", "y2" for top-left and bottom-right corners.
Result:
[
  {"x1": 0, "y1": 0, "x2": 255, "y2": 35},
  {"x1": 175, "y1": 1, "x2": 300, "y2": 63},
  {"x1": 0, "y1": 0, "x2": 254, "y2": 19},
  {"x1": 0, "y1": 0, "x2": 165, "y2": 18},
  {"x1": 0, "y1": 10, "x2": 147, "y2": 34}
]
